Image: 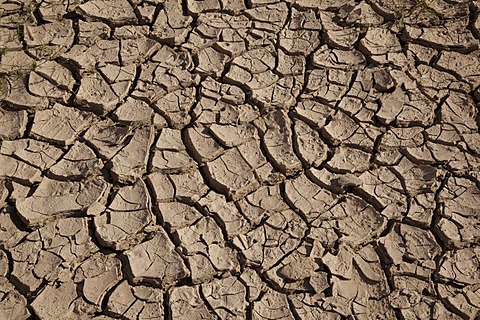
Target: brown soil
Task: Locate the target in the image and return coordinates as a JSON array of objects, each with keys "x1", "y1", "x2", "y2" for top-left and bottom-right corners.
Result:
[{"x1": 0, "y1": 0, "x2": 480, "y2": 319}]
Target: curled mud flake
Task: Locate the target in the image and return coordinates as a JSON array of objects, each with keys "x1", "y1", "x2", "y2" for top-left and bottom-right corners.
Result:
[
  {"x1": 258, "y1": 110, "x2": 302, "y2": 176},
  {"x1": 202, "y1": 276, "x2": 247, "y2": 319},
  {"x1": 0, "y1": 206, "x2": 28, "y2": 249},
  {"x1": 305, "y1": 69, "x2": 352, "y2": 106},
  {"x1": 338, "y1": 1, "x2": 384, "y2": 26},
  {"x1": 15, "y1": 177, "x2": 109, "y2": 227},
  {"x1": 377, "y1": 89, "x2": 435, "y2": 128},
  {"x1": 0, "y1": 139, "x2": 63, "y2": 170},
  {"x1": 240, "y1": 268, "x2": 266, "y2": 302},
  {"x1": 94, "y1": 180, "x2": 153, "y2": 250},
  {"x1": 205, "y1": 147, "x2": 260, "y2": 201},
  {"x1": 0, "y1": 276, "x2": 30, "y2": 320},
  {"x1": 405, "y1": 18, "x2": 477, "y2": 52},
  {"x1": 226, "y1": 46, "x2": 277, "y2": 86},
  {"x1": 380, "y1": 126, "x2": 425, "y2": 151},
  {"x1": 435, "y1": 50, "x2": 480, "y2": 88},
  {"x1": 152, "y1": 128, "x2": 197, "y2": 174},
  {"x1": 266, "y1": 246, "x2": 322, "y2": 292},
  {"x1": 148, "y1": 170, "x2": 208, "y2": 204},
  {"x1": 377, "y1": 222, "x2": 441, "y2": 283},
  {"x1": 120, "y1": 37, "x2": 161, "y2": 66},
  {"x1": 360, "y1": 27, "x2": 401, "y2": 55},
  {"x1": 185, "y1": 125, "x2": 224, "y2": 163},
  {"x1": 407, "y1": 43, "x2": 438, "y2": 65},
  {"x1": 186, "y1": 0, "x2": 221, "y2": 14},
  {"x1": 48, "y1": 142, "x2": 103, "y2": 180},
  {"x1": 76, "y1": 0, "x2": 137, "y2": 26},
  {"x1": 251, "y1": 74, "x2": 304, "y2": 111},
  {"x1": 438, "y1": 248, "x2": 480, "y2": 286},
  {"x1": 294, "y1": 99, "x2": 334, "y2": 129},
  {"x1": 0, "y1": 108, "x2": 27, "y2": 139},
  {"x1": 195, "y1": 47, "x2": 230, "y2": 77},
  {"x1": 406, "y1": 193, "x2": 435, "y2": 228},
  {"x1": 76, "y1": 70, "x2": 132, "y2": 115},
  {"x1": 109, "y1": 126, "x2": 154, "y2": 183},
  {"x1": 201, "y1": 76, "x2": 246, "y2": 105},
  {"x1": 320, "y1": 243, "x2": 393, "y2": 317},
  {"x1": 169, "y1": 285, "x2": 214, "y2": 320},
  {"x1": 391, "y1": 157, "x2": 438, "y2": 196},
  {"x1": 293, "y1": 118, "x2": 328, "y2": 167},
  {"x1": 436, "y1": 177, "x2": 480, "y2": 249},
  {"x1": 73, "y1": 253, "x2": 122, "y2": 309},
  {"x1": 356, "y1": 167, "x2": 407, "y2": 219},
  {"x1": 151, "y1": 0, "x2": 193, "y2": 45},
  {"x1": 107, "y1": 281, "x2": 164, "y2": 319},
  {"x1": 10, "y1": 218, "x2": 98, "y2": 293},
  {"x1": 326, "y1": 146, "x2": 371, "y2": 173},
  {"x1": 324, "y1": 27, "x2": 360, "y2": 50},
  {"x1": 193, "y1": 99, "x2": 258, "y2": 128},
  {"x1": 30, "y1": 103, "x2": 98, "y2": 146},
  {"x1": 440, "y1": 92, "x2": 478, "y2": 134},
  {"x1": 313, "y1": 45, "x2": 366, "y2": 70},
  {"x1": 0, "y1": 154, "x2": 42, "y2": 185},
  {"x1": 145, "y1": 172, "x2": 176, "y2": 202},
  {"x1": 124, "y1": 228, "x2": 189, "y2": 288},
  {"x1": 323, "y1": 196, "x2": 388, "y2": 246},
  {"x1": 153, "y1": 88, "x2": 195, "y2": 129},
  {"x1": 277, "y1": 49, "x2": 306, "y2": 77},
  {"x1": 171, "y1": 169, "x2": 210, "y2": 203},
  {"x1": 2, "y1": 76, "x2": 49, "y2": 110},
  {"x1": 236, "y1": 184, "x2": 289, "y2": 226},
  {"x1": 437, "y1": 283, "x2": 480, "y2": 319},
  {"x1": 412, "y1": 64, "x2": 471, "y2": 101},
  {"x1": 38, "y1": 0, "x2": 68, "y2": 22},
  {"x1": 322, "y1": 245, "x2": 356, "y2": 280},
  {"x1": 0, "y1": 50, "x2": 36, "y2": 74},
  {"x1": 77, "y1": 21, "x2": 110, "y2": 46},
  {"x1": 285, "y1": 173, "x2": 340, "y2": 223},
  {"x1": 31, "y1": 281, "x2": 82, "y2": 319},
  {"x1": 245, "y1": 2, "x2": 288, "y2": 34},
  {"x1": 0, "y1": 27, "x2": 23, "y2": 51},
  {"x1": 185, "y1": 13, "x2": 250, "y2": 57},
  {"x1": 225, "y1": 46, "x2": 303, "y2": 110},
  {"x1": 198, "y1": 190, "x2": 250, "y2": 238},
  {"x1": 28, "y1": 71, "x2": 70, "y2": 103},
  {"x1": 209, "y1": 123, "x2": 258, "y2": 148},
  {"x1": 83, "y1": 119, "x2": 133, "y2": 160},
  {"x1": 233, "y1": 209, "x2": 306, "y2": 271},
  {"x1": 158, "y1": 201, "x2": 202, "y2": 231},
  {"x1": 389, "y1": 275, "x2": 460, "y2": 319},
  {"x1": 279, "y1": 8, "x2": 321, "y2": 55},
  {"x1": 62, "y1": 40, "x2": 120, "y2": 71},
  {"x1": 112, "y1": 97, "x2": 153, "y2": 125},
  {"x1": 132, "y1": 48, "x2": 199, "y2": 101},
  {"x1": 24, "y1": 20, "x2": 74, "y2": 51},
  {"x1": 307, "y1": 168, "x2": 362, "y2": 194},
  {"x1": 175, "y1": 216, "x2": 238, "y2": 283},
  {"x1": 290, "y1": 293, "x2": 342, "y2": 320},
  {"x1": 252, "y1": 289, "x2": 295, "y2": 320}
]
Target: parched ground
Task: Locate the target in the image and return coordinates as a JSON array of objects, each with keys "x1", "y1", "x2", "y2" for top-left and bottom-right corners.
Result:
[{"x1": 0, "y1": 0, "x2": 480, "y2": 319}]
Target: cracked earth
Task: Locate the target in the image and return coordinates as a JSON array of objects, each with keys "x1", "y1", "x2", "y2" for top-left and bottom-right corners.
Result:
[{"x1": 0, "y1": 0, "x2": 480, "y2": 319}]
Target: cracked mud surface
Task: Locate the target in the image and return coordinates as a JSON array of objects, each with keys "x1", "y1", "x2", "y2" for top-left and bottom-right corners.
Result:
[{"x1": 1, "y1": 0, "x2": 480, "y2": 319}]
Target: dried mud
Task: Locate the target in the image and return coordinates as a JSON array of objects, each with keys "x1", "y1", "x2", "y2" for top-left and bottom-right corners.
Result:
[{"x1": 0, "y1": 0, "x2": 480, "y2": 319}]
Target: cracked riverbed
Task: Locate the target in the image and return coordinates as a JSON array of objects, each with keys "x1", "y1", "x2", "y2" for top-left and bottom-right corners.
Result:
[{"x1": 0, "y1": 0, "x2": 480, "y2": 319}]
